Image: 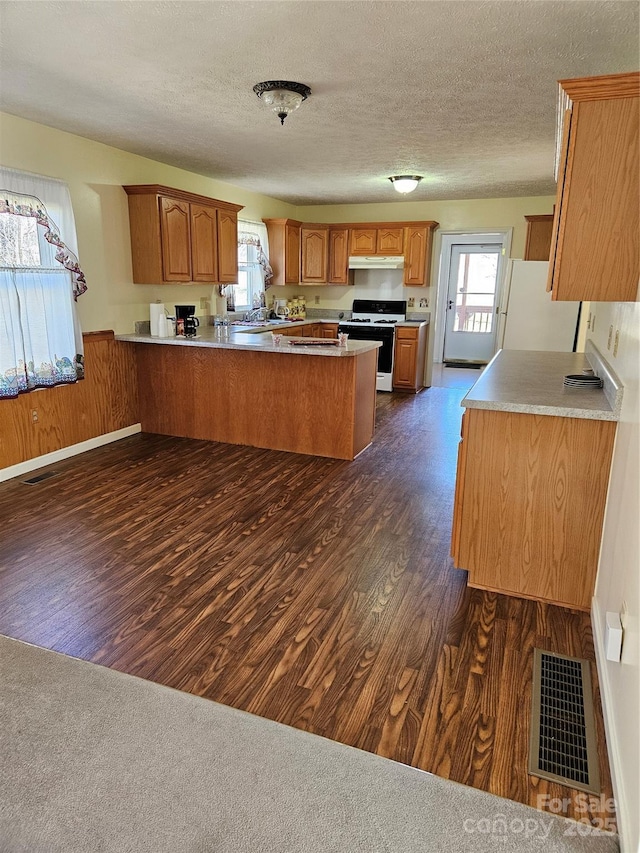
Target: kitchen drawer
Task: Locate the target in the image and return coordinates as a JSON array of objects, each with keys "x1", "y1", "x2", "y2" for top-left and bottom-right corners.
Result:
[{"x1": 395, "y1": 326, "x2": 419, "y2": 340}]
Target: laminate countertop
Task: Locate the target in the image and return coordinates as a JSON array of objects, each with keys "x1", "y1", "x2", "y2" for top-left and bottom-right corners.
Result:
[
  {"x1": 461, "y1": 342, "x2": 623, "y2": 421},
  {"x1": 115, "y1": 328, "x2": 381, "y2": 358}
]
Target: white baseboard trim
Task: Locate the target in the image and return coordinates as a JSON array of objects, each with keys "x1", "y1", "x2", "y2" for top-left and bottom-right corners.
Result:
[
  {"x1": 0, "y1": 424, "x2": 142, "y2": 483},
  {"x1": 591, "y1": 596, "x2": 629, "y2": 851}
]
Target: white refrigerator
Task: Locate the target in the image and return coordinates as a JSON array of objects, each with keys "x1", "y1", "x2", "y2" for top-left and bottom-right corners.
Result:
[{"x1": 498, "y1": 260, "x2": 581, "y2": 351}]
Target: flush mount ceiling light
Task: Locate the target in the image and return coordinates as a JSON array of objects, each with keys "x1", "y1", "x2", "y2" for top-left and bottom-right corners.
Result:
[
  {"x1": 253, "y1": 80, "x2": 311, "y2": 125},
  {"x1": 388, "y1": 175, "x2": 423, "y2": 194}
]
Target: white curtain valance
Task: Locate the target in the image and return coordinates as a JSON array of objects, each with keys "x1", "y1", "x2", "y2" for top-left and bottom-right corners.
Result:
[{"x1": 0, "y1": 166, "x2": 87, "y2": 298}]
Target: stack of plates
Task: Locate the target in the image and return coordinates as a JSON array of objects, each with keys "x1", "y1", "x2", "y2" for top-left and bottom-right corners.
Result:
[{"x1": 563, "y1": 374, "x2": 603, "y2": 388}]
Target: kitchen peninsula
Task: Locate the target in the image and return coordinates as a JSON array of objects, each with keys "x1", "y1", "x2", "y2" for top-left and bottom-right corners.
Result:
[{"x1": 116, "y1": 326, "x2": 381, "y2": 460}]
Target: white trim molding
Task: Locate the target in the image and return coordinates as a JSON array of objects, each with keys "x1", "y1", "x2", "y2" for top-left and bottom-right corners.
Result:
[
  {"x1": 0, "y1": 424, "x2": 141, "y2": 483},
  {"x1": 591, "y1": 596, "x2": 629, "y2": 851}
]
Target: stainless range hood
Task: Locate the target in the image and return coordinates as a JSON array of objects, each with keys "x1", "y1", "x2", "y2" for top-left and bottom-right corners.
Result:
[{"x1": 348, "y1": 256, "x2": 404, "y2": 270}]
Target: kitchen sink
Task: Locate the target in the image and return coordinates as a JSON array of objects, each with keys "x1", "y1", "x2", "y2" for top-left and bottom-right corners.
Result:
[{"x1": 231, "y1": 319, "x2": 288, "y2": 328}]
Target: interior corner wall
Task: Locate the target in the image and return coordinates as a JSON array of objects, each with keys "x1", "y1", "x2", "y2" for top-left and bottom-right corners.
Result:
[
  {"x1": 0, "y1": 111, "x2": 297, "y2": 335},
  {"x1": 587, "y1": 302, "x2": 640, "y2": 853}
]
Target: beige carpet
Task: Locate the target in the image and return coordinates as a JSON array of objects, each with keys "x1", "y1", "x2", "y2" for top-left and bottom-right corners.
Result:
[{"x1": 0, "y1": 635, "x2": 618, "y2": 853}]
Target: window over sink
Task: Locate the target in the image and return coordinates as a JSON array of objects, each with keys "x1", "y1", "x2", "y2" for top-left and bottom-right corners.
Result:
[{"x1": 234, "y1": 220, "x2": 273, "y2": 311}]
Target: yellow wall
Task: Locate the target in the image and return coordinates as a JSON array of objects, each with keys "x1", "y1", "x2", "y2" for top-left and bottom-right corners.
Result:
[
  {"x1": 0, "y1": 112, "x2": 296, "y2": 333},
  {"x1": 1, "y1": 111, "x2": 554, "y2": 331}
]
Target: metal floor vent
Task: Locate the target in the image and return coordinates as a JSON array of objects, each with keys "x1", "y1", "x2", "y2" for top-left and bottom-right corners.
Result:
[
  {"x1": 529, "y1": 649, "x2": 600, "y2": 794},
  {"x1": 22, "y1": 470, "x2": 59, "y2": 485}
]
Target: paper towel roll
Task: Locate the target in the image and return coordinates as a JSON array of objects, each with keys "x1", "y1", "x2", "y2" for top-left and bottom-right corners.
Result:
[
  {"x1": 214, "y1": 296, "x2": 227, "y2": 317},
  {"x1": 150, "y1": 303, "x2": 165, "y2": 337}
]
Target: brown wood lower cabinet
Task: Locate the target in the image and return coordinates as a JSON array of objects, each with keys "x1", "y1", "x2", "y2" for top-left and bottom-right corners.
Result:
[
  {"x1": 135, "y1": 343, "x2": 377, "y2": 460},
  {"x1": 392, "y1": 325, "x2": 428, "y2": 392},
  {"x1": 278, "y1": 326, "x2": 303, "y2": 337},
  {"x1": 451, "y1": 407, "x2": 616, "y2": 610},
  {"x1": 320, "y1": 323, "x2": 338, "y2": 339}
]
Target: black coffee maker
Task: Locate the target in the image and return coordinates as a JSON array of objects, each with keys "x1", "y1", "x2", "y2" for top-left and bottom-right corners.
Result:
[{"x1": 175, "y1": 305, "x2": 199, "y2": 338}]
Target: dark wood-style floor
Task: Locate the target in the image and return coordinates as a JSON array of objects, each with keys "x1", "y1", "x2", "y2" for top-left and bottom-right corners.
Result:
[{"x1": 0, "y1": 387, "x2": 613, "y2": 826}]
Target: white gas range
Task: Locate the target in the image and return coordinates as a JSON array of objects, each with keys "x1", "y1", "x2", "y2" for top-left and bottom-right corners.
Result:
[{"x1": 338, "y1": 299, "x2": 407, "y2": 392}]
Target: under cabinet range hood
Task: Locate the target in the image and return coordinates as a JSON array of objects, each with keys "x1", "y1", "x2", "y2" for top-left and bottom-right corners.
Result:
[{"x1": 348, "y1": 256, "x2": 404, "y2": 270}]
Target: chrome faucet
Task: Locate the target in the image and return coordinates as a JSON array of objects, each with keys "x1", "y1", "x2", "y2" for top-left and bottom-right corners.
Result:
[{"x1": 244, "y1": 307, "x2": 267, "y2": 321}]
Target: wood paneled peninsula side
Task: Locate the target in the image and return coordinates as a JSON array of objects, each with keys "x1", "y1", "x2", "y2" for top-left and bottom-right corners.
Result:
[
  {"x1": 116, "y1": 328, "x2": 381, "y2": 461},
  {"x1": 451, "y1": 344, "x2": 622, "y2": 611}
]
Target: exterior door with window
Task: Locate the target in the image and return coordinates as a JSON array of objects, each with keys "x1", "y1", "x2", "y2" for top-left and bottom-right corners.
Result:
[{"x1": 443, "y1": 244, "x2": 502, "y2": 363}]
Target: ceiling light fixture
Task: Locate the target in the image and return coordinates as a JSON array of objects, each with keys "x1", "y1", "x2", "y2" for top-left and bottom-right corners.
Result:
[
  {"x1": 253, "y1": 80, "x2": 311, "y2": 125},
  {"x1": 388, "y1": 175, "x2": 423, "y2": 194}
]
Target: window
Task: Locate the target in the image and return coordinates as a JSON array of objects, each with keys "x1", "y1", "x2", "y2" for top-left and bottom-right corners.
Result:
[
  {"x1": 234, "y1": 220, "x2": 273, "y2": 311},
  {"x1": 0, "y1": 167, "x2": 86, "y2": 399}
]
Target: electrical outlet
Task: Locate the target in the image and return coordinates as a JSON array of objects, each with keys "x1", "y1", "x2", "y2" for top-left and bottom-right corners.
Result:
[
  {"x1": 613, "y1": 330, "x2": 620, "y2": 357},
  {"x1": 607, "y1": 325, "x2": 613, "y2": 350},
  {"x1": 315, "y1": 295, "x2": 320, "y2": 305},
  {"x1": 31, "y1": 410, "x2": 38, "y2": 423},
  {"x1": 200, "y1": 297, "x2": 210, "y2": 311}
]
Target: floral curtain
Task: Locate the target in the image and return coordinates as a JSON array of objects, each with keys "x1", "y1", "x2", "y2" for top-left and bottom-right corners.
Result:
[
  {"x1": 231, "y1": 220, "x2": 273, "y2": 311},
  {"x1": 0, "y1": 167, "x2": 87, "y2": 399},
  {"x1": 238, "y1": 224, "x2": 273, "y2": 288}
]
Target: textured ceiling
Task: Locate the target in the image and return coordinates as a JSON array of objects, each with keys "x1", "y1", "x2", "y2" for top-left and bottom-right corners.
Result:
[{"x1": 0, "y1": 1, "x2": 638, "y2": 205}]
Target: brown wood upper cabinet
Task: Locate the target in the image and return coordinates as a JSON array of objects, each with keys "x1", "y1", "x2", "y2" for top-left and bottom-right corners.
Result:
[
  {"x1": 217, "y1": 210, "x2": 241, "y2": 283},
  {"x1": 301, "y1": 227, "x2": 328, "y2": 283},
  {"x1": 403, "y1": 226, "x2": 431, "y2": 286},
  {"x1": 124, "y1": 185, "x2": 242, "y2": 285},
  {"x1": 159, "y1": 198, "x2": 191, "y2": 281},
  {"x1": 348, "y1": 221, "x2": 438, "y2": 286},
  {"x1": 300, "y1": 226, "x2": 353, "y2": 286},
  {"x1": 350, "y1": 227, "x2": 404, "y2": 256},
  {"x1": 263, "y1": 219, "x2": 302, "y2": 286},
  {"x1": 190, "y1": 203, "x2": 218, "y2": 282},
  {"x1": 523, "y1": 214, "x2": 554, "y2": 261},
  {"x1": 327, "y1": 228, "x2": 351, "y2": 284},
  {"x1": 547, "y1": 72, "x2": 639, "y2": 301},
  {"x1": 268, "y1": 219, "x2": 439, "y2": 287}
]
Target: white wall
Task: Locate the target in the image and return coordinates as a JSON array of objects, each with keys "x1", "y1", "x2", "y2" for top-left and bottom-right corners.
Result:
[{"x1": 588, "y1": 301, "x2": 640, "y2": 853}]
